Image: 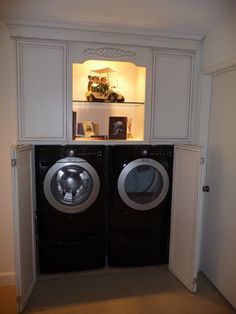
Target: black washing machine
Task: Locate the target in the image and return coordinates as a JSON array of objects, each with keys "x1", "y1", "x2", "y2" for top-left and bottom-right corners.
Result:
[
  {"x1": 108, "y1": 145, "x2": 174, "y2": 267},
  {"x1": 35, "y1": 145, "x2": 108, "y2": 273}
]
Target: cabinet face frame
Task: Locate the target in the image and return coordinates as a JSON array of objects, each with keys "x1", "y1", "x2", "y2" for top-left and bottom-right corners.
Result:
[
  {"x1": 67, "y1": 42, "x2": 153, "y2": 143},
  {"x1": 151, "y1": 49, "x2": 195, "y2": 143},
  {"x1": 17, "y1": 40, "x2": 67, "y2": 142}
]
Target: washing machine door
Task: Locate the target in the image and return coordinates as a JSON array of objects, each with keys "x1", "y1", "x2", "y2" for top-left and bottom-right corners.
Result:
[
  {"x1": 43, "y1": 157, "x2": 100, "y2": 214},
  {"x1": 118, "y1": 158, "x2": 169, "y2": 211}
]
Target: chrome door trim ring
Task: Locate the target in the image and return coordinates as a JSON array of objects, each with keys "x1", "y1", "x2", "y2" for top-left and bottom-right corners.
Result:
[
  {"x1": 117, "y1": 158, "x2": 169, "y2": 211},
  {"x1": 43, "y1": 157, "x2": 100, "y2": 214}
]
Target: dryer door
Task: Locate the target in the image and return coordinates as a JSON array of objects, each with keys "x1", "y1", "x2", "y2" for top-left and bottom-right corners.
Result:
[
  {"x1": 118, "y1": 158, "x2": 169, "y2": 211},
  {"x1": 43, "y1": 157, "x2": 100, "y2": 213}
]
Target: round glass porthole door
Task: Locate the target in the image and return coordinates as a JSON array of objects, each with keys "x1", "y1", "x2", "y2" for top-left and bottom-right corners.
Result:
[
  {"x1": 118, "y1": 158, "x2": 169, "y2": 211},
  {"x1": 44, "y1": 158, "x2": 100, "y2": 213}
]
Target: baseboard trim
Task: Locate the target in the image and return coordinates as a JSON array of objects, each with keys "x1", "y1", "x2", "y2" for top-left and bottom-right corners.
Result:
[{"x1": 0, "y1": 272, "x2": 15, "y2": 286}]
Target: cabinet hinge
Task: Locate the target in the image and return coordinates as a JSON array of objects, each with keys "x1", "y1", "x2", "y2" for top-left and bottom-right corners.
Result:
[
  {"x1": 11, "y1": 158, "x2": 17, "y2": 167},
  {"x1": 16, "y1": 295, "x2": 22, "y2": 304},
  {"x1": 200, "y1": 157, "x2": 204, "y2": 165},
  {"x1": 192, "y1": 278, "x2": 197, "y2": 286}
]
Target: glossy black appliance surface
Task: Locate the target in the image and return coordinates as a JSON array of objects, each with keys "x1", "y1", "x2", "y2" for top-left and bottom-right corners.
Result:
[
  {"x1": 108, "y1": 145, "x2": 174, "y2": 267},
  {"x1": 35, "y1": 145, "x2": 108, "y2": 273}
]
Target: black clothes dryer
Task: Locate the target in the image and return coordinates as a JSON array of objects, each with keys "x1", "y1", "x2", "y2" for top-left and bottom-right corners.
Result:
[
  {"x1": 35, "y1": 145, "x2": 108, "y2": 273},
  {"x1": 108, "y1": 145, "x2": 174, "y2": 267}
]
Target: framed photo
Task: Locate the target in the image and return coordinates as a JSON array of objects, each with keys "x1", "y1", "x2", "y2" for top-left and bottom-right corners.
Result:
[
  {"x1": 76, "y1": 123, "x2": 84, "y2": 137},
  {"x1": 109, "y1": 116, "x2": 127, "y2": 140},
  {"x1": 72, "y1": 111, "x2": 77, "y2": 139},
  {"x1": 82, "y1": 121, "x2": 95, "y2": 137}
]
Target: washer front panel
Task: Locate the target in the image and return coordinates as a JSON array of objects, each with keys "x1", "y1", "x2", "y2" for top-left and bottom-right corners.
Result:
[
  {"x1": 44, "y1": 157, "x2": 100, "y2": 213},
  {"x1": 117, "y1": 158, "x2": 169, "y2": 211}
]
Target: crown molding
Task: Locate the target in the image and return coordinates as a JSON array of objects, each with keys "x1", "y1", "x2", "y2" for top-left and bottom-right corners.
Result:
[
  {"x1": 4, "y1": 19, "x2": 203, "y2": 50},
  {"x1": 202, "y1": 56, "x2": 236, "y2": 75}
]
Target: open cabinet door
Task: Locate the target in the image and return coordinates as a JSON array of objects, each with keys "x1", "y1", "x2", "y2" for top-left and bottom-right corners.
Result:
[
  {"x1": 11, "y1": 144, "x2": 37, "y2": 313},
  {"x1": 169, "y1": 145, "x2": 202, "y2": 292}
]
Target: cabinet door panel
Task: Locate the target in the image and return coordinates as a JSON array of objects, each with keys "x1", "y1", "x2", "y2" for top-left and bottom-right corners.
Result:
[
  {"x1": 11, "y1": 145, "x2": 36, "y2": 312},
  {"x1": 18, "y1": 42, "x2": 66, "y2": 140},
  {"x1": 152, "y1": 51, "x2": 193, "y2": 142},
  {"x1": 169, "y1": 145, "x2": 202, "y2": 292}
]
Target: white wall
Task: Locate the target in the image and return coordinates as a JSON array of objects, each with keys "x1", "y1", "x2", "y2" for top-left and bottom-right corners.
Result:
[
  {"x1": 0, "y1": 20, "x2": 17, "y2": 285},
  {"x1": 200, "y1": 9, "x2": 236, "y2": 309},
  {"x1": 201, "y1": 13, "x2": 236, "y2": 73}
]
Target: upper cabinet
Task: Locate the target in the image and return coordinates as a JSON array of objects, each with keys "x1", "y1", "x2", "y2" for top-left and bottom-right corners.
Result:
[
  {"x1": 14, "y1": 32, "x2": 200, "y2": 144},
  {"x1": 151, "y1": 50, "x2": 195, "y2": 143},
  {"x1": 17, "y1": 41, "x2": 67, "y2": 141}
]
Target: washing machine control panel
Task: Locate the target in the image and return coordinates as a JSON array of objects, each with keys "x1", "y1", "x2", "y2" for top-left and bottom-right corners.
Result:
[{"x1": 65, "y1": 147, "x2": 103, "y2": 158}]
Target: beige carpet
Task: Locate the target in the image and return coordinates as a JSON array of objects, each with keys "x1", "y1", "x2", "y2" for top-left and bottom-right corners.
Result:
[{"x1": 1, "y1": 266, "x2": 235, "y2": 314}]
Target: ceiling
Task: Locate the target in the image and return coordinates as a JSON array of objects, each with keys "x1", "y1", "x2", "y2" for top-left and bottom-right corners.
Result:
[{"x1": 1, "y1": 0, "x2": 236, "y2": 38}]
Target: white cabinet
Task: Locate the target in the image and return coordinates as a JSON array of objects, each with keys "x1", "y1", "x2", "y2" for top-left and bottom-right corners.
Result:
[
  {"x1": 151, "y1": 50, "x2": 194, "y2": 142},
  {"x1": 16, "y1": 40, "x2": 198, "y2": 144},
  {"x1": 17, "y1": 41, "x2": 67, "y2": 141}
]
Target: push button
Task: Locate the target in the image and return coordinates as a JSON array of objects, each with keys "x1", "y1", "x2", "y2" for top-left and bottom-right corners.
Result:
[
  {"x1": 141, "y1": 149, "x2": 148, "y2": 156},
  {"x1": 68, "y1": 149, "x2": 75, "y2": 157}
]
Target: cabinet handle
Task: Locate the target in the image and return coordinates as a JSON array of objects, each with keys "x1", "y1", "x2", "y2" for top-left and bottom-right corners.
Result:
[{"x1": 202, "y1": 186, "x2": 210, "y2": 192}]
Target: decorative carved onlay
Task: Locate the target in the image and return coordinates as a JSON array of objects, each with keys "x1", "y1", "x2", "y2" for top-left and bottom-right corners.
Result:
[{"x1": 84, "y1": 47, "x2": 136, "y2": 58}]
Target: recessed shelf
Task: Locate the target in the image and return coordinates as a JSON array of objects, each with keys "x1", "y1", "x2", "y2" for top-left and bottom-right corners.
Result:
[{"x1": 72, "y1": 59, "x2": 146, "y2": 141}]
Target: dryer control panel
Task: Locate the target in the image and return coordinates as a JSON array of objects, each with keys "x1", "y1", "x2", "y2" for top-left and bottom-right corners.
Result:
[{"x1": 135, "y1": 145, "x2": 173, "y2": 158}]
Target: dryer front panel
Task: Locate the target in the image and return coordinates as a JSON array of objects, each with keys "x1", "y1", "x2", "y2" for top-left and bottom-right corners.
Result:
[
  {"x1": 44, "y1": 157, "x2": 100, "y2": 213},
  {"x1": 118, "y1": 158, "x2": 169, "y2": 211}
]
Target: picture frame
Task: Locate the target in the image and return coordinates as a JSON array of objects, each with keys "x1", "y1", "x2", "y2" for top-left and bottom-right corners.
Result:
[
  {"x1": 109, "y1": 116, "x2": 127, "y2": 140},
  {"x1": 76, "y1": 123, "x2": 84, "y2": 137},
  {"x1": 82, "y1": 121, "x2": 95, "y2": 137},
  {"x1": 72, "y1": 111, "x2": 77, "y2": 139}
]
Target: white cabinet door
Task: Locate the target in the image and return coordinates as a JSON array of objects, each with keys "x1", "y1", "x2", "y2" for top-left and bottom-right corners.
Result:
[
  {"x1": 169, "y1": 145, "x2": 202, "y2": 292},
  {"x1": 151, "y1": 50, "x2": 194, "y2": 142},
  {"x1": 17, "y1": 41, "x2": 67, "y2": 141},
  {"x1": 11, "y1": 145, "x2": 37, "y2": 313}
]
